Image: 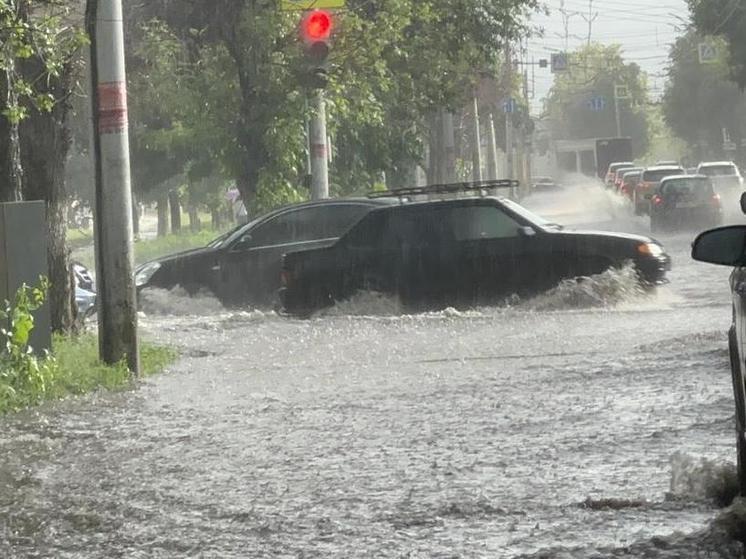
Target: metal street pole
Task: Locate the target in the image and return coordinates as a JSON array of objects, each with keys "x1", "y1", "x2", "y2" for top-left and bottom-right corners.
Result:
[
  {"x1": 86, "y1": 0, "x2": 139, "y2": 375},
  {"x1": 472, "y1": 95, "x2": 483, "y2": 182},
  {"x1": 309, "y1": 89, "x2": 329, "y2": 200}
]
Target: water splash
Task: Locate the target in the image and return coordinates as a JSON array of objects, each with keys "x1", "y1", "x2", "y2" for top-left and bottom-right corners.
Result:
[
  {"x1": 519, "y1": 264, "x2": 647, "y2": 312},
  {"x1": 669, "y1": 452, "x2": 739, "y2": 507},
  {"x1": 139, "y1": 286, "x2": 226, "y2": 316}
]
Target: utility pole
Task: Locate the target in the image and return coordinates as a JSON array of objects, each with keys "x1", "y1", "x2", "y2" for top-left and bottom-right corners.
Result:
[
  {"x1": 86, "y1": 0, "x2": 139, "y2": 374},
  {"x1": 487, "y1": 112, "x2": 498, "y2": 180},
  {"x1": 443, "y1": 111, "x2": 456, "y2": 183},
  {"x1": 613, "y1": 84, "x2": 623, "y2": 138},
  {"x1": 471, "y1": 95, "x2": 483, "y2": 181},
  {"x1": 504, "y1": 43, "x2": 514, "y2": 186},
  {"x1": 309, "y1": 90, "x2": 329, "y2": 200}
]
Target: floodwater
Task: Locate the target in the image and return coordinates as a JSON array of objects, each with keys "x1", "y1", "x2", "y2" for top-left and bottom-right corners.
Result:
[{"x1": 3, "y1": 183, "x2": 746, "y2": 558}]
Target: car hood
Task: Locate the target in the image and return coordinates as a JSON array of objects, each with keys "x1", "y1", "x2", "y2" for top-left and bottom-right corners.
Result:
[{"x1": 553, "y1": 228, "x2": 662, "y2": 246}]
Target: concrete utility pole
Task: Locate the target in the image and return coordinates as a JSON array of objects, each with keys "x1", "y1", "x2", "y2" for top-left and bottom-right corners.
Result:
[
  {"x1": 487, "y1": 112, "x2": 499, "y2": 180},
  {"x1": 443, "y1": 111, "x2": 457, "y2": 183},
  {"x1": 614, "y1": 86, "x2": 623, "y2": 138},
  {"x1": 471, "y1": 95, "x2": 483, "y2": 182},
  {"x1": 86, "y1": 0, "x2": 139, "y2": 375},
  {"x1": 309, "y1": 90, "x2": 329, "y2": 200},
  {"x1": 504, "y1": 43, "x2": 514, "y2": 184}
]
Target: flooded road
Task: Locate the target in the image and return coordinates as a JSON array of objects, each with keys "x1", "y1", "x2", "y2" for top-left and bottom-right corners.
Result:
[{"x1": 3, "y1": 184, "x2": 746, "y2": 557}]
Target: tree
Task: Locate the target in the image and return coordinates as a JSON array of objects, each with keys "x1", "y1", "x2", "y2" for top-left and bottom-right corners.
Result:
[
  {"x1": 544, "y1": 43, "x2": 652, "y2": 157},
  {"x1": 0, "y1": 0, "x2": 86, "y2": 332},
  {"x1": 689, "y1": 0, "x2": 746, "y2": 89},
  {"x1": 662, "y1": 30, "x2": 745, "y2": 161},
  {"x1": 122, "y1": 0, "x2": 541, "y2": 215}
]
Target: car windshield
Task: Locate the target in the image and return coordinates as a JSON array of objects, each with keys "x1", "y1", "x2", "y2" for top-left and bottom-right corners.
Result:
[{"x1": 699, "y1": 164, "x2": 738, "y2": 176}]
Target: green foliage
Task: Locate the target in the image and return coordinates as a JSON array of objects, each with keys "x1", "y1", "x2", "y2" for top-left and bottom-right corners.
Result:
[
  {"x1": 125, "y1": 0, "x2": 540, "y2": 212},
  {"x1": 0, "y1": 279, "x2": 55, "y2": 409},
  {"x1": 0, "y1": 280, "x2": 177, "y2": 414},
  {"x1": 545, "y1": 43, "x2": 652, "y2": 157},
  {"x1": 689, "y1": 0, "x2": 746, "y2": 89},
  {"x1": 662, "y1": 29, "x2": 743, "y2": 160},
  {"x1": 0, "y1": 1, "x2": 87, "y2": 124}
]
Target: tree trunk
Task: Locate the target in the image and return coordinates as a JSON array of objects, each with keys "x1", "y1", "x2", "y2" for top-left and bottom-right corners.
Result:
[
  {"x1": 210, "y1": 208, "x2": 222, "y2": 230},
  {"x1": 168, "y1": 190, "x2": 181, "y2": 234},
  {"x1": 0, "y1": 69, "x2": 24, "y2": 203},
  {"x1": 188, "y1": 205, "x2": 200, "y2": 232},
  {"x1": 19, "y1": 79, "x2": 74, "y2": 334},
  {"x1": 157, "y1": 193, "x2": 169, "y2": 237}
]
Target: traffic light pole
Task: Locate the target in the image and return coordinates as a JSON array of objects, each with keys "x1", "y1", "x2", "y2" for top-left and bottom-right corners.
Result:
[
  {"x1": 309, "y1": 89, "x2": 329, "y2": 200},
  {"x1": 86, "y1": 0, "x2": 140, "y2": 374}
]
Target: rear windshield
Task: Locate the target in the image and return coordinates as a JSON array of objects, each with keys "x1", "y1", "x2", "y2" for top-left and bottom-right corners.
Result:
[
  {"x1": 660, "y1": 177, "x2": 714, "y2": 197},
  {"x1": 641, "y1": 168, "x2": 684, "y2": 182},
  {"x1": 699, "y1": 164, "x2": 738, "y2": 177}
]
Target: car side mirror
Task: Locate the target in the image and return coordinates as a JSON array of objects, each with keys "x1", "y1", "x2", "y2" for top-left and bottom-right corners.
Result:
[
  {"x1": 518, "y1": 226, "x2": 536, "y2": 238},
  {"x1": 740, "y1": 192, "x2": 746, "y2": 215},
  {"x1": 692, "y1": 226, "x2": 746, "y2": 267},
  {"x1": 232, "y1": 233, "x2": 253, "y2": 251}
]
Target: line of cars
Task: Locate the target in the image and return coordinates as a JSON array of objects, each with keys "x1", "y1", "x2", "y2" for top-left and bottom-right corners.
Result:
[
  {"x1": 134, "y1": 180, "x2": 671, "y2": 316},
  {"x1": 605, "y1": 160, "x2": 745, "y2": 232}
]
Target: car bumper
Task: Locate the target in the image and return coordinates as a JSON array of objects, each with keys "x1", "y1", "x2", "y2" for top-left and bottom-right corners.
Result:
[{"x1": 635, "y1": 254, "x2": 671, "y2": 284}]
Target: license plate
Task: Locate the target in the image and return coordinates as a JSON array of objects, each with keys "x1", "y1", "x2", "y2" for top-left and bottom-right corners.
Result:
[{"x1": 676, "y1": 201, "x2": 699, "y2": 208}]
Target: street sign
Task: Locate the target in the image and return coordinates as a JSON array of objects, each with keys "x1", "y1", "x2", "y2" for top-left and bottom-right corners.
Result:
[
  {"x1": 503, "y1": 98, "x2": 517, "y2": 114},
  {"x1": 587, "y1": 95, "x2": 606, "y2": 112},
  {"x1": 614, "y1": 84, "x2": 629, "y2": 100},
  {"x1": 281, "y1": 0, "x2": 345, "y2": 10},
  {"x1": 698, "y1": 42, "x2": 718, "y2": 64},
  {"x1": 551, "y1": 52, "x2": 568, "y2": 73}
]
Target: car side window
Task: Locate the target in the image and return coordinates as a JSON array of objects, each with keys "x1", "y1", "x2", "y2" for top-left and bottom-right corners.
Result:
[
  {"x1": 237, "y1": 204, "x2": 372, "y2": 249},
  {"x1": 447, "y1": 206, "x2": 522, "y2": 241}
]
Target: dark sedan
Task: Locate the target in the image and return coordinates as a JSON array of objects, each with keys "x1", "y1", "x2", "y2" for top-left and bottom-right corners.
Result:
[
  {"x1": 135, "y1": 198, "x2": 395, "y2": 307},
  {"x1": 281, "y1": 193, "x2": 672, "y2": 316}
]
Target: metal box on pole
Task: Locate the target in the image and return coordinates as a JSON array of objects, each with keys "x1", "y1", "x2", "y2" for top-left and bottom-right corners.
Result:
[{"x1": 0, "y1": 201, "x2": 51, "y2": 353}]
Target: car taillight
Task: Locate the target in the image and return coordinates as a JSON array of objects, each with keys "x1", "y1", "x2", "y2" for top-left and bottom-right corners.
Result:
[
  {"x1": 652, "y1": 195, "x2": 663, "y2": 206},
  {"x1": 621, "y1": 185, "x2": 628, "y2": 194},
  {"x1": 712, "y1": 193, "x2": 721, "y2": 206}
]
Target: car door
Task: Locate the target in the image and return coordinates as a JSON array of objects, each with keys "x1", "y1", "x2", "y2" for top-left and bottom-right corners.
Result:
[
  {"x1": 445, "y1": 204, "x2": 533, "y2": 302},
  {"x1": 216, "y1": 203, "x2": 374, "y2": 307}
]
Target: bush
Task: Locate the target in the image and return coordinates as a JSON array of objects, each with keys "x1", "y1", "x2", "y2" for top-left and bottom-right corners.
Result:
[{"x1": 0, "y1": 280, "x2": 176, "y2": 414}]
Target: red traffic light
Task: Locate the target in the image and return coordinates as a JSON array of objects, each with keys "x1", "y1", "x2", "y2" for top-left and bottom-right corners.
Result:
[{"x1": 302, "y1": 10, "x2": 333, "y2": 42}]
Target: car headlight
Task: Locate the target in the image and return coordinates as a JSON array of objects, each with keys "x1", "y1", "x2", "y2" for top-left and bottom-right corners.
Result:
[
  {"x1": 637, "y1": 243, "x2": 664, "y2": 258},
  {"x1": 135, "y1": 262, "x2": 161, "y2": 287}
]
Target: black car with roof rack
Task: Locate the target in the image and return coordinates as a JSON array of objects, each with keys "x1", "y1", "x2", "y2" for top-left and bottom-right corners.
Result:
[{"x1": 279, "y1": 180, "x2": 672, "y2": 316}]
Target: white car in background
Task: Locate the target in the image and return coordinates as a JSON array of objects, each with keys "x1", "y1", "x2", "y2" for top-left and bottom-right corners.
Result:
[{"x1": 696, "y1": 161, "x2": 744, "y2": 191}]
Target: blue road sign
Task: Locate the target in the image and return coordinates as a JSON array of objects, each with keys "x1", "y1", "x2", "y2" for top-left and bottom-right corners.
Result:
[
  {"x1": 586, "y1": 95, "x2": 606, "y2": 112},
  {"x1": 503, "y1": 98, "x2": 517, "y2": 114}
]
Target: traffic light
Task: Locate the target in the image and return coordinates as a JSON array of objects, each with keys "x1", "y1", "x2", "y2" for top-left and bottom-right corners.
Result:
[{"x1": 301, "y1": 10, "x2": 333, "y2": 89}]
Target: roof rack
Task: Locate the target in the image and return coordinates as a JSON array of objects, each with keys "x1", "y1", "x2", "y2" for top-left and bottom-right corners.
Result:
[{"x1": 367, "y1": 179, "x2": 520, "y2": 200}]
